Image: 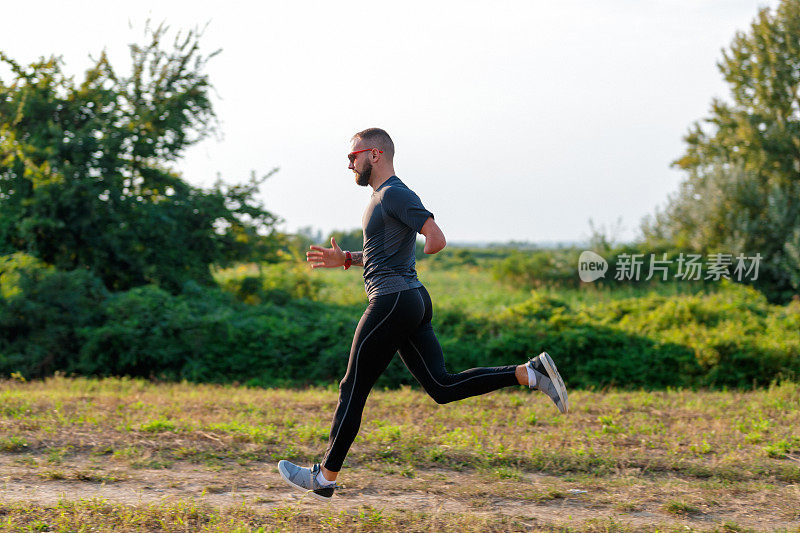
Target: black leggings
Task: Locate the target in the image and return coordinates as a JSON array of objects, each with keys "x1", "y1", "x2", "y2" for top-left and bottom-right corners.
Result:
[{"x1": 321, "y1": 285, "x2": 519, "y2": 472}]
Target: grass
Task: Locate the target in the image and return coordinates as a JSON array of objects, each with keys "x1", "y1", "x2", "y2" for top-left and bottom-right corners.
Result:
[
  {"x1": 1, "y1": 376, "x2": 799, "y2": 479},
  {"x1": 280, "y1": 260, "x2": 717, "y2": 313},
  {"x1": 664, "y1": 500, "x2": 702, "y2": 515},
  {"x1": 0, "y1": 376, "x2": 799, "y2": 531},
  {"x1": 0, "y1": 435, "x2": 29, "y2": 452},
  {"x1": 0, "y1": 498, "x2": 550, "y2": 532}
]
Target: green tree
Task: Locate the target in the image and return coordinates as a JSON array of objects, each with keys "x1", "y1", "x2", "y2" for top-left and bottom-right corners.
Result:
[
  {"x1": 0, "y1": 23, "x2": 280, "y2": 293},
  {"x1": 643, "y1": 0, "x2": 800, "y2": 301}
]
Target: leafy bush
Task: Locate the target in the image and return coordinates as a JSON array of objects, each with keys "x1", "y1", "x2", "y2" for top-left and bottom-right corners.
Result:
[
  {"x1": 0, "y1": 253, "x2": 108, "y2": 377},
  {"x1": 491, "y1": 250, "x2": 580, "y2": 288},
  {"x1": 215, "y1": 262, "x2": 323, "y2": 304},
  {"x1": 423, "y1": 248, "x2": 479, "y2": 269},
  {"x1": 583, "y1": 281, "x2": 799, "y2": 387},
  {"x1": 2, "y1": 255, "x2": 797, "y2": 389},
  {"x1": 74, "y1": 283, "x2": 359, "y2": 385}
]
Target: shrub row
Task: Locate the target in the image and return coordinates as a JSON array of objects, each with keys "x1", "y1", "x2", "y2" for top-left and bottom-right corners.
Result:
[{"x1": 1, "y1": 253, "x2": 797, "y2": 388}]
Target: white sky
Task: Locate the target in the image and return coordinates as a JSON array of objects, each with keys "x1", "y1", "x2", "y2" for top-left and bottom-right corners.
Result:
[{"x1": 1, "y1": 0, "x2": 779, "y2": 244}]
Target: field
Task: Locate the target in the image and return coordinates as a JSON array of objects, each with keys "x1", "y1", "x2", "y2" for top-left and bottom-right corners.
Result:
[{"x1": 1, "y1": 376, "x2": 798, "y2": 532}]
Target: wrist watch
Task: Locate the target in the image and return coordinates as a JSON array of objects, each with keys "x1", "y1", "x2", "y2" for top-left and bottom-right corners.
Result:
[{"x1": 343, "y1": 251, "x2": 352, "y2": 270}]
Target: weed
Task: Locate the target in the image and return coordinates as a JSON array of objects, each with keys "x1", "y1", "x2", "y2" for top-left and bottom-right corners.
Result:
[
  {"x1": 689, "y1": 439, "x2": 714, "y2": 455},
  {"x1": 715, "y1": 521, "x2": 755, "y2": 532},
  {"x1": 763, "y1": 437, "x2": 799, "y2": 458},
  {"x1": 294, "y1": 423, "x2": 329, "y2": 443},
  {"x1": 528, "y1": 488, "x2": 566, "y2": 503},
  {"x1": 139, "y1": 418, "x2": 177, "y2": 432},
  {"x1": 203, "y1": 484, "x2": 228, "y2": 494},
  {"x1": 493, "y1": 466, "x2": 523, "y2": 481},
  {"x1": 0, "y1": 435, "x2": 29, "y2": 452},
  {"x1": 12, "y1": 455, "x2": 37, "y2": 467},
  {"x1": 399, "y1": 465, "x2": 415, "y2": 478},
  {"x1": 356, "y1": 506, "x2": 389, "y2": 527},
  {"x1": 664, "y1": 500, "x2": 701, "y2": 515},
  {"x1": 615, "y1": 501, "x2": 639, "y2": 512},
  {"x1": 45, "y1": 445, "x2": 73, "y2": 464},
  {"x1": 39, "y1": 469, "x2": 66, "y2": 480},
  {"x1": 74, "y1": 470, "x2": 124, "y2": 483},
  {"x1": 598, "y1": 416, "x2": 622, "y2": 434}
]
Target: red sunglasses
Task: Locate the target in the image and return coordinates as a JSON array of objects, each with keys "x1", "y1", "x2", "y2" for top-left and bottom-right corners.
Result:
[{"x1": 348, "y1": 148, "x2": 383, "y2": 163}]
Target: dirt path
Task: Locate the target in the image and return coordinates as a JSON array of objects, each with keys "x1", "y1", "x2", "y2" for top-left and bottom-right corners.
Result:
[{"x1": 1, "y1": 453, "x2": 797, "y2": 531}]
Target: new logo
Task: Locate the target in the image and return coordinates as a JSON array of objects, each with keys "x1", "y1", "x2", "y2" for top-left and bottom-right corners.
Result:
[{"x1": 578, "y1": 251, "x2": 608, "y2": 282}]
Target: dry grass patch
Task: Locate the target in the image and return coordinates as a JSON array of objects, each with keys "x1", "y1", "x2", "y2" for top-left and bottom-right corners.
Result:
[{"x1": 1, "y1": 376, "x2": 799, "y2": 531}]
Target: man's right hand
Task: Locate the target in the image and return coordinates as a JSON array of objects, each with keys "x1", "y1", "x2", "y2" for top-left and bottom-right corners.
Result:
[{"x1": 306, "y1": 237, "x2": 346, "y2": 269}]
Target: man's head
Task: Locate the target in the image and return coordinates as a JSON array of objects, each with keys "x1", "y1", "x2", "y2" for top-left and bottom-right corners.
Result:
[{"x1": 349, "y1": 128, "x2": 395, "y2": 187}]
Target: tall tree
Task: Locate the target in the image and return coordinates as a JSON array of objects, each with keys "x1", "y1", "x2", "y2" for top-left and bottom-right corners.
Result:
[
  {"x1": 643, "y1": 0, "x2": 800, "y2": 300},
  {"x1": 0, "y1": 22, "x2": 280, "y2": 292}
]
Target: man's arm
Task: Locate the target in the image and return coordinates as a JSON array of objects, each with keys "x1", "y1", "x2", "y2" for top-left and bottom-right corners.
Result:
[
  {"x1": 420, "y1": 216, "x2": 446, "y2": 254},
  {"x1": 306, "y1": 237, "x2": 365, "y2": 269}
]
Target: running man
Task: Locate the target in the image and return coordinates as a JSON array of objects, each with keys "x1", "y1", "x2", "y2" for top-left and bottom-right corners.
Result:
[{"x1": 278, "y1": 128, "x2": 568, "y2": 501}]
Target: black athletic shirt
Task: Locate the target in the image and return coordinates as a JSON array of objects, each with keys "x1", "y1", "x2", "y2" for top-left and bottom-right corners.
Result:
[{"x1": 361, "y1": 176, "x2": 433, "y2": 300}]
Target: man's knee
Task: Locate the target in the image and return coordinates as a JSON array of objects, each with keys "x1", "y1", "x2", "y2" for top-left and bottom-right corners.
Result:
[
  {"x1": 337, "y1": 374, "x2": 356, "y2": 399},
  {"x1": 427, "y1": 387, "x2": 454, "y2": 405}
]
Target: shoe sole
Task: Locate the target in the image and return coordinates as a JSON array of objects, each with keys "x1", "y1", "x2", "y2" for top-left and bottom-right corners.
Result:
[
  {"x1": 539, "y1": 352, "x2": 569, "y2": 413},
  {"x1": 277, "y1": 462, "x2": 334, "y2": 502}
]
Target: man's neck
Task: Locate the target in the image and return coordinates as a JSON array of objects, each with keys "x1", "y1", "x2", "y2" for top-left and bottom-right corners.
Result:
[{"x1": 369, "y1": 169, "x2": 396, "y2": 191}]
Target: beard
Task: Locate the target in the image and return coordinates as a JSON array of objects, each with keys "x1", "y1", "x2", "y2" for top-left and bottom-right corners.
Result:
[{"x1": 354, "y1": 159, "x2": 372, "y2": 187}]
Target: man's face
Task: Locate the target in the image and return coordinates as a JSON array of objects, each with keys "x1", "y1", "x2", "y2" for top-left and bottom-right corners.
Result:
[{"x1": 348, "y1": 140, "x2": 372, "y2": 187}]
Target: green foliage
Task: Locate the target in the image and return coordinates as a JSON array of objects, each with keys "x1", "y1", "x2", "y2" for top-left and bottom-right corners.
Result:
[
  {"x1": 281, "y1": 226, "x2": 323, "y2": 261},
  {"x1": 664, "y1": 500, "x2": 701, "y2": 516},
  {"x1": 0, "y1": 253, "x2": 108, "y2": 377},
  {"x1": 325, "y1": 228, "x2": 363, "y2": 253},
  {"x1": 0, "y1": 252, "x2": 52, "y2": 299},
  {"x1": 215, "y1": 262, "x2": 323, "y2": 304},
  {"x1": 0, "y1": 23, "x2": 280, "y2": 293},
  {"x1": 65, "y1": 278, "x2": 360, "y2": 386},
  {"x1": 458, "y1": 292, "x2": 703, "y2": 389},
  {"x1": 491, "y1": 249, "x2": 580, "y2": 288},
  {"x1": 488, "y1": 244, "x2": 707, "y2": 292},
  {"x1": 2, "y1": 253, "x2": 797, "y2": 388},
  {"x1": 423, "y1": 248, "x2": 479, "y2": 269},
  {"x1": 644, "y1": 0, "x2": 800, "y2": 302},
  {"x1": 582, "y1": 281, "x2": 800, "y2": 387},
  {"x1": 139, "y1": 418, "x2": 177, "y2": 433}
]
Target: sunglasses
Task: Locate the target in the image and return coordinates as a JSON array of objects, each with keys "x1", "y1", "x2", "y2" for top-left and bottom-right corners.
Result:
[{"x1": 348, "y1": 148, "x2": 383, "y2": 163}]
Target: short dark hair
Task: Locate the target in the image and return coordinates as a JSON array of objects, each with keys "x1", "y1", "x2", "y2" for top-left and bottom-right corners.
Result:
[{"x1": 352, "y1": 128, "x2": 395, "y2": 160}]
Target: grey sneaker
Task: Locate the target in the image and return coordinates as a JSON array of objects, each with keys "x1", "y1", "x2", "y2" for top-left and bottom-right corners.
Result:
[
  {"x1": 277, "y1": 460, "x2": 338, "y2": 501},
  {"x1": 527, "y1": 352, "x2": 569, "y2": 414}
]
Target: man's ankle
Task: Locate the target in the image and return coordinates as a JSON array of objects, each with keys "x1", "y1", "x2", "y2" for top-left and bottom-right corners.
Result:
[
  {"x1": 320, "y1": 466, "x2": 338, "y2": 482},
  {"x1": 316, "y1": 470, "x2": 335, "y2": 487},
  {"x1": 514, "y1": 364, "x2": 528, "y2": 386}
]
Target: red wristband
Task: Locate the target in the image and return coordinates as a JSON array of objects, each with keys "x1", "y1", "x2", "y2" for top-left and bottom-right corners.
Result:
[{"x1": 344, "y1": 251, "x2": 352, "y2": 270}]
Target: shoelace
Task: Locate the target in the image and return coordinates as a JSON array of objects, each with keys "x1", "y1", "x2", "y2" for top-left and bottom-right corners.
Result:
[{"x1": 308, "y1": 464, "x2": 339, "y2": 489}]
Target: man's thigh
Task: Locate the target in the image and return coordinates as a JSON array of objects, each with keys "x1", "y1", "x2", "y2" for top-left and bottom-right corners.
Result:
[
  {"x1": 397, "y1": 321, "x2": 448, "y2": 389},
  {"x1": 342, "y1": 291, "x2": 415, "y2": 389}
]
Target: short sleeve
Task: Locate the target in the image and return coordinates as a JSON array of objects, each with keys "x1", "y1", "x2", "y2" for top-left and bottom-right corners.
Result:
[{"x1": 383, "y1": 186, "x2": 434, "y2": 233}]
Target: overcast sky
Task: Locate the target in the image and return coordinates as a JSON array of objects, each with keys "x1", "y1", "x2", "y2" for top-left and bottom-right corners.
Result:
[{"x1": 1, "y1": 0, "x2": 779, "y2": 244}]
